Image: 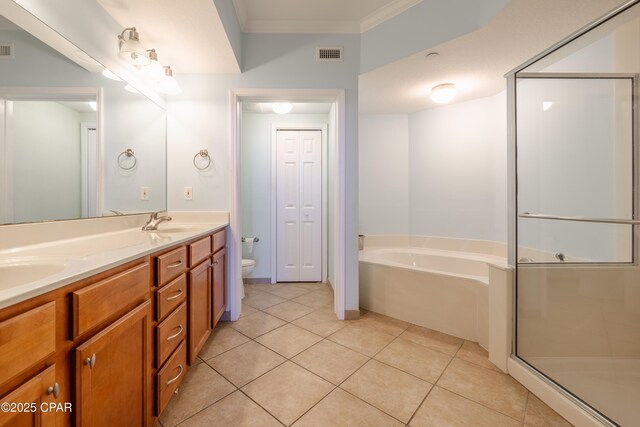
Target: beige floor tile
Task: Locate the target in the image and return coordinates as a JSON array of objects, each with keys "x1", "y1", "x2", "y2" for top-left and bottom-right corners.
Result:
[
  {"x1": 400, "y1": 325, "x2": 464, "y2": 356},
  {"x1": 263, "y1": 300, "x2": 316, "y2": 322},
  {"x1": 239, "y1": 302, "x2": 257, "y2": 318},
  {"x1": 264, "y1": 284, "x2": 311, "y2": 299},
  {"x1": 359, "y1": 311, "x2": 411, "y2": 337},
  {"x1": 243, "y1": 286, "x2": 265, "y2": 298},
  {"x1": 410, "y1": 386, "x2": 520, "y2": 427},
  {"x1": 177, "y1": 391, "x2": 281, "y2": 427},
  {"x1": 341, "y1": 359, "x2": 432, "y2": 423},
  {"x1": 375, "y1": 338, "x2": 451, "y2": 383},
  {"x1": 243, "y1": 292, "x2": 287, "y2": 310},
  {"x1": 207, "y1": 341, "x2": 285, "y2": 387},
  {"x1": 199, "y1": 325, "x2": 251, "y2": 360},
  {"x1": 293, "y1": 388, "x2": 403, "y2": 427},
  {"x1": 292, "y1": 282, "x2": 325, "y2": 291},
  {"x1": 524, "y1": 393, "x2": 572, "y2": 427},
  {"x1": 255, "y1": 324, "x2": 323, "y2": 358},
  {"x1": 455, "y1": 341, "x2": 502, "y2": 372},
  {"x1": 292, "y1": 291, "x2": 333, "y2": 309},
  {"x1": 437, "y1": 358, "x2": 528, "y2": 421},
  {"x1": 229, "y1": 311, "x2": 286, "y2": 338},
  {"x1": 241, "y1": 361, "x2": 334, "y2": 426},
  {"x1": 159, "y1": 363, "x2": 235, "y2": 427},
  {"x1": 245, "y1": 283, "x2": 274, "y2": 293},
  {"x1": 328, "y1": 323, "x2": 395, "y2": 357},
  {"x1": 292, "y1": 340, "x2": 369, "y2": 385},
  {"x1": 292, "y1": 308, "x2": 347, "y2": 337}
]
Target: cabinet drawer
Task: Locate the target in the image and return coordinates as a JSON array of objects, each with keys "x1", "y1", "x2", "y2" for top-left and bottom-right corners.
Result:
[
  {"x1": 157, "y1": 303, "x2": 187, "y2": 367},
  {"x1": 0, "y1": 302, "x2": 55, "y2": 387},
  {"x1": 72, "y1": 263, "x2": 150, "y2": 338},
  {"x1": 212, "y1": 229, "x2": 226, "y2": 254},
  {"x1": 157, "y1": 340, "x2": 187, "y2": 416},
  {"x1": 157, "y1": 247, "x2": 187, "y2": 286},
  {"x1": 189, "y1": 236, "x2": 212, "y2": 267},
  {"x1": 156, "y1": 274, "x2": 187, "y2": 322}
]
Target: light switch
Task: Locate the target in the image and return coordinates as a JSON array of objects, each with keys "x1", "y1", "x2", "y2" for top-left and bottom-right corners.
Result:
[
  {"x1": 184, "y1": 186, "x2": 193, "y2": 200},
  {"x1": 140, "y1": 187, "x2": 150, "y2": 201}
]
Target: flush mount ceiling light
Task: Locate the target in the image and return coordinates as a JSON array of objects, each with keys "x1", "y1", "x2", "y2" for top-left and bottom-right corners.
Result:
[
  {"x1": 155, "y1": 66, "x2": 182, "y2": 94},
  {"x1": 118, "y1": 27, "x2": 150, "y2": 66},
  {"x1": 272, "y1": 102, "x2": 293, "y2": 115},
  {"x1": 430, "y1": 83, "x2": 457, "y2": 103}
]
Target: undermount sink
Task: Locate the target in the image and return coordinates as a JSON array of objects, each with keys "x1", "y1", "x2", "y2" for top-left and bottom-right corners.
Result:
[
  {"x1": 0, "y1": 259, "x2": 67, "y2": 290},
  {"x1": 148, "y1": 224, "x2": 206, "y2": 234}
]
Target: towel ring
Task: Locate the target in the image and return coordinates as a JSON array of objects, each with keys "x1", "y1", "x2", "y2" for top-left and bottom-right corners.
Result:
[
  {"x1": 193, "y1": 149, "x2": 211, "y2": 170},
  {"x1": 118, "y1": 149, "x2": 137, "y2": 170}
]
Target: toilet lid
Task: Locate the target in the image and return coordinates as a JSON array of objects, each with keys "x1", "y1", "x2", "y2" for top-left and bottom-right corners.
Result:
[{"x1": 242, "y1": 259, "x2": 255, "y2": 267}]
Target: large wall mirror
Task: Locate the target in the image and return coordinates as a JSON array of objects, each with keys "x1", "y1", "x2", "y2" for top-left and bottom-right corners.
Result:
[{"x1": 0, "y1": 11, "x2": 166, "y2": 225}]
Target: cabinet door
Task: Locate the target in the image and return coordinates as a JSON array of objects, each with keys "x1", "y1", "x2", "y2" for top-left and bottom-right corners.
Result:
[
  {"x1": 0, "y1": 365, "x2": 57, "y2": 427},
  {"x1": 212, "y1": 247, "x2": 227, "y2": 327},
  {"x1": 74, "y1": 301, "x2": 151, "y2": 427},
  {"x1": 188, "y1": 260, "x2": 211, "y2": 364}
]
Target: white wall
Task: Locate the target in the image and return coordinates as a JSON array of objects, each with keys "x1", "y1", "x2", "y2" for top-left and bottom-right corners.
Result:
[
  {"x1": 358, "y1": 114, "x2": 409, "y2": 235},
  {"x1": 241, "y1": 112, "x2": 329, "y2": 280},
  {"x1": 12, "y1": 101, "x2": 82, "y2": 222},
  {"x1": 408, "y1": 92, "x2": 507, "y2": 242}
]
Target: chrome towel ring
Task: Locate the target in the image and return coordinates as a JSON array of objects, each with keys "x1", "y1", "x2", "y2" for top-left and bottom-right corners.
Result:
[
  {"x1": 193, "y1": 149, "x2": 211, "y2": 170},
  {"x1": 117, "y1": 148, "x2": 137, "y2": 170}
]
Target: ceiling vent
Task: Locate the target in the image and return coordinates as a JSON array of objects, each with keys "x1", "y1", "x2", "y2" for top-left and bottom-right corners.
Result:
[
  {"x1": 317, "y1": 47, "x2": 343, "y2": 62},
  {"x1": 0, "y1": 43, "x2": 14, "y2": 58}
]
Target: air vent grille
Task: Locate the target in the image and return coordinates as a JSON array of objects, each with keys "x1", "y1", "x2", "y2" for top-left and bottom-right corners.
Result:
[
  {"x1": 0, "y1": 43, "x2": 14, "y2": 58},
  {"x1": 317, "y1": 47, "x2": 343, "y2": 62}
]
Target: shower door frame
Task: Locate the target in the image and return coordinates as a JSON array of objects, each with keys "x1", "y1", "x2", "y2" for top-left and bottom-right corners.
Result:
[{"x1": 511, "y1": 71, "x2": 638, "y2": 427}]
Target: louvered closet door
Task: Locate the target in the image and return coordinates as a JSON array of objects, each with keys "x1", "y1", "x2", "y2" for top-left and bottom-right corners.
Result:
[{"x1": 276, "y1": 130, "x2": 322, "y2": 282}]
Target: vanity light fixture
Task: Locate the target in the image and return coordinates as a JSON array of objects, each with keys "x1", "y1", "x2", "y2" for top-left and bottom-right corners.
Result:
[
  {"x1": 155, "y1": 66, "x2": 181, "y2": 94},
  {"x1": 118, "y1": 27, "x2": 150, "y2": 66},
  {"x1": 430, "y1": 83, "x2": 457, "y2": 103},
  {"x1": 272, "y1": 102, "x2": 293, "y2": 114},
  {"x1": 142, "y1": 49, "x2": 165, "y2": 82}
]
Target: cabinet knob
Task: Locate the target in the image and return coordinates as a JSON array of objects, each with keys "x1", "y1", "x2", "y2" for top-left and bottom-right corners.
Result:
[
  {"x1": 84, "y1": 354, "x2": 96, "y2": 369},
  {"x1": 213, "y1": 260, "x2": 219, "y2": 265},
  {"x1": 46, "y1": 382, "x2": 60, "y2": 399}
]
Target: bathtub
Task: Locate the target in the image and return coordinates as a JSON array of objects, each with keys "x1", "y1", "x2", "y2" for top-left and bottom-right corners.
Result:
[{"x1": 359, "y1": 238, "x2": 509, "y2": 349}]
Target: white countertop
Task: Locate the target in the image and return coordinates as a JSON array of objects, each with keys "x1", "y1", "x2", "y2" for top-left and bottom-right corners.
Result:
[{"x1": 0, "y1": 212, "x2": 229, "y2": 310}]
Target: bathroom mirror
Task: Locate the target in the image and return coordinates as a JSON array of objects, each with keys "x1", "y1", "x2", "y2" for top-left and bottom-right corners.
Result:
[{"x1": 0, "y1": 13, "x2": 167, "y2": 225}]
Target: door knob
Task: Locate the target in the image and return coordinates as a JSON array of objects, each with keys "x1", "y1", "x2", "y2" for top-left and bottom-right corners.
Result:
[{"x1": 46, "y1": 383, "x2": 60, "y2": 399}]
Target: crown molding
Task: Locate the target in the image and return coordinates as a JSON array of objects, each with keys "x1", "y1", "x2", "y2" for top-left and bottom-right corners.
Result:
[{"x1": 360, "y1": 0, "x2": 423, "y2": 32}]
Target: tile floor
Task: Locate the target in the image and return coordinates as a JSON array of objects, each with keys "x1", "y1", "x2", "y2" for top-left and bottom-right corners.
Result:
[{"x1": 158, "y1": 283, "x2": 573, "y2": 427}]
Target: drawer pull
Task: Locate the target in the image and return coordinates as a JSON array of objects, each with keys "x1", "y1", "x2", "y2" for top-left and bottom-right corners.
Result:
[
  {"x1": 46, "y1": 382, "x2": 60, "y2": 399},
  {"x1": 84, "y1": 354, "x2": 96, "y2": 369},
  {"x1": 167, "y1": 260, "x2": 183, "y2": 269},
  {"x1": 166, "y1": 364, "x2": 184, "y2": 385},
  {"x1": 166, "y1": 289, "x2": 184, "y2": 301},
  {"x1": 167, "y1": 325, "x2": 184, "y2": 341}
]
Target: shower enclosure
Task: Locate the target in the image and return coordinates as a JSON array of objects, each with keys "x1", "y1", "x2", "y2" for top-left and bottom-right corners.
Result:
[{"x1": 508, "y1": 1, "x2": 640, "y2": 425}]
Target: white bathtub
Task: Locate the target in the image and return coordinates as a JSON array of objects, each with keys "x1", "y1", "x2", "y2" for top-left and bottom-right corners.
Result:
[{"x1": 359, "y1": 239, "x2": 509, "y2": 349}]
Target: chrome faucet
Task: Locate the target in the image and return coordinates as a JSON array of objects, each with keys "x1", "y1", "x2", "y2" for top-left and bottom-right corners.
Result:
[{"x1": 142, "y1": 212, "x2": 172, "y2": 231}]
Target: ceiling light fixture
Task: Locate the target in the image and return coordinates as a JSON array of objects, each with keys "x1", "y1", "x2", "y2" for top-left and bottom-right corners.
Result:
[
  {"x1": 88, "y1": 101, "x2": 97, "y2": 111},
  {"x1": 430, "y1": 83, "x2": 456, "y2": 103},
  {"x1": 155, "y1": 66, "x2": 182, "y2": 94},
  {"x1": 272, "y1": 102, "x2": 293, "y2": 115},
  {"x1": 118, "y1": 27, "x2": 150, "y2": 66},
  {"x1": 101, "y1": 68, "x2": 123, "y2": 81}
]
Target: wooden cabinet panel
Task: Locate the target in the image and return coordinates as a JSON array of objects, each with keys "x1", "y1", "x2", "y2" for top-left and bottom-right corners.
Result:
[
  {"x1": 157, "y1": 247, "x2": 187, "y2": 286},
  {"x1": 0, "y1": 365, "x2": 57, "y2": 427},
  {"x1": 189, "y1": 236, "x2": 211, "y2": 267},
  {"x1": 156, "y1": 303, "x2": 187, "y2": 368},
  {"x1": 212, "y1": 229, "x2": 226, "y2": 254},
  {"x1": 212, "y1": 248, "x2": 227, "y2": 328},
  {"x1": 0, "y1": 302, "x2": 55, "y2": 387},
  {"x1": 188, "y1": 260, "x2": 211, "y2": 365},
  {"x1": 74, "y1": 301, "x2": 151, "y2": 427},
  {"x1": 156, "y1": 341, "x2": 187, "y2": 415},
  {"x1": 72, "y1": 262, "x2": 149, "y2": 338},
  {"x1": 156, "y1": 274, "x2": 187, "y2": 322}
]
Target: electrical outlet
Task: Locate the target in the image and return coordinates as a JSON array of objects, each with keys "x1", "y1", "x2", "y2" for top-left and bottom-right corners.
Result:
[
  {"x1": 184, "y1": 186, "x2": 193, "y2": 201},
  {"x1": 140, "y1": 187, "x2": 150, "y2": 201}
]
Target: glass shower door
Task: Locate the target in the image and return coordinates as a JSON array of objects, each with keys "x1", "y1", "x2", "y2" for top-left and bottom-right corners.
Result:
[{"x1": 516, "y1": 74, "x2": 640, "y2": 426}]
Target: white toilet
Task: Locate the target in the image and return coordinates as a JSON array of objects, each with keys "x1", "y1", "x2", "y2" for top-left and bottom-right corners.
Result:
[{"x1": 241, "y1": 258, "x2": 255, "y2": 279}]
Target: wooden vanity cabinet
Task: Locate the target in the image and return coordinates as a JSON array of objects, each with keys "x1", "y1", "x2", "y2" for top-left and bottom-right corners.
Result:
[
  {"x1": 212, "y1": 247, "x2": 227, "y2": 327},
  {"x1": 188, "y1": 260, "x2": 212, "y2": 364},
  {"x1": 0, "y1": 365, "x2": 57, "y2": 427}
]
